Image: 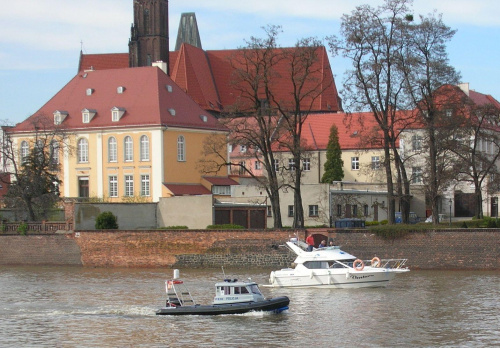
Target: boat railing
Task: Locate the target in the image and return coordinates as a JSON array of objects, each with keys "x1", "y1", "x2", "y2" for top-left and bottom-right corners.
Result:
[
  {"x1": 165, "y1": 280, "x2": 196, "y2": 307},
  {"x1": 365, "y1": 258, "x2": 409, "y2": 269}
]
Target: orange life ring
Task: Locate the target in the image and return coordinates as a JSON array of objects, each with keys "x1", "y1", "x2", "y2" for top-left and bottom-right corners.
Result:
[
  {"x1": 353, "y1": 259, "x2": 365, "y2": 271},
  {"x1": 371, "y1": 257, "x2": 381, "y2": 267}
]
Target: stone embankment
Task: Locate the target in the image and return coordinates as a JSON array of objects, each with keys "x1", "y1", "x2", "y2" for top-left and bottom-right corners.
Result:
[{"x1": 0, "y1": 229, "x2": 498, "y2": 269}]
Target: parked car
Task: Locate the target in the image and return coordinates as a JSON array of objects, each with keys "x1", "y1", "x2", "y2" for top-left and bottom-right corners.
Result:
[{"x1": 395, "y1": 212, "x2": 418, "y2": 224}]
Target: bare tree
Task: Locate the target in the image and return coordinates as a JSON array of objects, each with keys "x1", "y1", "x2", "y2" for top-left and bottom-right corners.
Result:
[
  {"x1": 272, "y1": 38, "x2": 334, "y2": 228},
  {"x1": 1, "y1": 117, "x2": 72, "y2": 221},
  {"x1": 198, "y1": 26, "x2": 286, "y2": 228},
  {"x1": 398, "y1": 12, "x2": 461, "y2": 223},
  {"x1": 199, "y1": 26, "x2": 333, "y2": 228},
  {"x1": 448, "y1": 102, "x2": 500, "y2": 218},
  {"x1": 328, "y1": 0, "x2": 414, "y2": 224}
]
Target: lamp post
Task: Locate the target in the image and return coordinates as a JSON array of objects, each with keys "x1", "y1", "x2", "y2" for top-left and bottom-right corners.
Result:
[{"x1": 449, "y1": 198, "x2": 452, "y2": 226}]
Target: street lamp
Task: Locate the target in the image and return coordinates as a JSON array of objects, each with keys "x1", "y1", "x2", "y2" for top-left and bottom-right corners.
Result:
[{"x1": 449, "y1": 198, "x2": 452, "y2": 226}]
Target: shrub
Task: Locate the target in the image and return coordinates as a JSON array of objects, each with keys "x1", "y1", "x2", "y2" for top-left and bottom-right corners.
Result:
[
  {"x1": 17, "y1": 222, "x2": 28, "y2": 235},
  {"x1": 380, "y1": 220, "x2": 388, "y2": 225},
  {"x1": 95, "y1": 211, "x2": 119, "y2": 229},
  {"x1": 365, "y1": 221, "x2": 380, "y2": 226},
  {"x1": 206, "y1": 224, "x2": 244, "y2": 230},
  {"x1": 160, "y1": 226, "x2": 188, "y2": 230}
]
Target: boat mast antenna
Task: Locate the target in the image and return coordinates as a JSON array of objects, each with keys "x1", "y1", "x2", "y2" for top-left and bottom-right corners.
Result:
[{"x1": 221, "y1": 266, "x2": 226, "y2": 279}]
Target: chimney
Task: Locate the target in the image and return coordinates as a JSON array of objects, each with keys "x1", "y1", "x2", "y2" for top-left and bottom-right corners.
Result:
[
  {"x1": 457, "y1": 83, "x2": 470, "y2": 96},
  {"x1": 153, "y1": 61, "x2": 168, "y2": 74}
]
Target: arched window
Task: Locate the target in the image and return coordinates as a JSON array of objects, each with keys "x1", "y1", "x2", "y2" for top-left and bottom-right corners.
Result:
[
  {"x1": 20, "y1": 141, "x2": 29, "y2": 163},
  {"x1": 124, "y1": 136, "x2": 133, "y2": 161},
  {"x1": 108, "y1": 137, "x2": 117, "y2": 162},
  {"x1": 177, "y1": 135, "x2": 185, "y2": 161},
  {"x1": 140, "y1": 135, "x2": 149, "y2": 161},
  {"x1": 77, "y1": 138, "x2": 89, "y2": 163}
]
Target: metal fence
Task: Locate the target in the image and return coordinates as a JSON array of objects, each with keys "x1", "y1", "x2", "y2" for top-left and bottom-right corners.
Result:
[{"x1": 0, "y1": 221, "x2": 73, "y2": 234}]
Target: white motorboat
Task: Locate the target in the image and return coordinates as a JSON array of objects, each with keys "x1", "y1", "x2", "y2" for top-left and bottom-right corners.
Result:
[{"x1": 266, "y1": 239, "x2": 409, "y2": 288}]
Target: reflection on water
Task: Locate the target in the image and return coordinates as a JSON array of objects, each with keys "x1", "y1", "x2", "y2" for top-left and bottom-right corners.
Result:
[{"x1": 0, "y1": 267, "x2": 498, "y2": 347}]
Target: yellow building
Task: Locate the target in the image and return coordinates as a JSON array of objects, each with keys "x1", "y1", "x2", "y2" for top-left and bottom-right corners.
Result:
[{"x1": 6, "y1": 64, "x2": 228, "y2": 202}]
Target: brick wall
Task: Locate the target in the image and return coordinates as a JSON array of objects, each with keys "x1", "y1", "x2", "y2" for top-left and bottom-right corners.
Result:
[
  {"x1": 0, "y1": 229, "x2": 498, "y2": 269},
  {"x1": 0, "y1": 235, "x2": 82, "y2": 266}
]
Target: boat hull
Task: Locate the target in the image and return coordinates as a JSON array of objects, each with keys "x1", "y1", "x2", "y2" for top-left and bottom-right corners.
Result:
[
  {"x1": 267, "y1": 268, "x2": 409, "y2": 289},
  {"x1": 156, "y1": 296, "x2": 290, "y2": 316}
]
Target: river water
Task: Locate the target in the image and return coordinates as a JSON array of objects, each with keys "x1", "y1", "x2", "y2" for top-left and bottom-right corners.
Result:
[{"x1": 0, "y1": 266, "x2": 498, "y2": 348}]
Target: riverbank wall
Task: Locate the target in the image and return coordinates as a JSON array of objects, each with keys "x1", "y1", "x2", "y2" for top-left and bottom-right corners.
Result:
[{"x1": 0, "y1": 229, "x2": 498, "y2": 269}]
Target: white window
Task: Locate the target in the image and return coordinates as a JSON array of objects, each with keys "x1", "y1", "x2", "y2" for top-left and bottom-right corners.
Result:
[
  {"x1": 108, "y1": 137, "x2": 117, "y2": 162},
  {"x1": 238, "y1": 161, "x2": 246, "y2": 175},
  {"x1": 267, "y1": 206, "x2": 272, "y2": 217},
  {"x1": 54, "y1": 114, "x2": 61, "y2": 125},
  {"x1": 112, "y1": 111, "x2": 119, "y2": 122},
  {"x1": 412, "y1": 135, "x2": 422, "y2": 151},
  {"x1": 228, "y1": 144, "x2": 233, "y2": 153},
  {"x1": 177, "y1": 135, "x2": 185, "y2": 161},
  {"x1": 125, "y1": 175, "x2": 134, "y2": 196},
  {"x1": 141, "y1": 174, "x2": 150, "y2": 196},
  {"x1": 50, "y1": 141, "x2": 59, "y2": 165},
  {"x1": 240, "y1": 145, "x2": 247, "y2": 153},
  {"x1": 288, "y1": 159, "x2": 295, "y2": 171},
  {"x1": 109, "y1": 175, "x2": 118, "y2": 197},
  {"x1": 255, "y1": 161, "x2": 261, "y2": 170},
  {"x1": 303, "y1": 158, "x2": 311, "y2": 171},
  {"x1": 82, "y1": 112, "x2": 90, "y2": 123},
  {"x1": 77, "y1": 138, "x2": 89, "y2": 163},
  {"x1": 351, "y1": 157, "x2": 359, "y2": 170},
  {"x1": 412, "y1": 167, "x2": 422, "y2": 184},
  {"x1": 445, "y1": 109, "x2": 452, "y2": 117},
  {"x1": 309, "y1": 205, "x2": 319, "y2": 217},
  {"x1": 20, "y1": 141, "x2": 29, "y2": 163},
  {"x1": 371, "y1": 156, "x2": 380, "y2": 170},
  {"x1": 288, "y1": 205, "x2": 294, "y2": 217},
  {"x1": 124, "y1": 136, "x2": 133, "y2": 162},
  {"x1": 273, "y1": 159, "x2": 279, "y2": 172},
  {"x1": 140, "y1": 135, "x2": 149, "y2": 161},
  {"x1": 212, "y1": 186, "x2": 231, "y2": 195}
]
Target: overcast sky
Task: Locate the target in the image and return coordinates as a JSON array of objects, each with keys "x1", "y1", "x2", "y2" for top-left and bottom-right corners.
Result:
[{"x1": 1, "y1": 0, "x2": 499, "y2": 124}]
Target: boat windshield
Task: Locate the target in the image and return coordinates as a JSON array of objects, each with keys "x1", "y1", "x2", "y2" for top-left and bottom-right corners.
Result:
[
  {"x1": 303, "y1": 261, "x2": 329, "y2": 269},
  {"x1": 248, "y1": 284, "x2": 262, "y2": 295}
]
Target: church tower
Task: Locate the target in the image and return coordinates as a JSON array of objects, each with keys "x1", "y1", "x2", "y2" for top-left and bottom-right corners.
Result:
[{"x1": 129, "y1": 0, "x2": 169, "y2": 74}]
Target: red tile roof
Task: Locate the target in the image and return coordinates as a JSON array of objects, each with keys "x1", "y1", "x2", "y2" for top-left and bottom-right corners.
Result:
[
  {"x1": 300, "y1": 112, "x2": 392, "y2": 151},
  {"x1": 164, "y1": 183, "x2": 211, "y2": 195},
  {"x1": 78, "y1": 53, "x2": 129, "y2": 72},
  {"x1": 203, "y1": 176, "x2": 239, "y2": 186},
  {"x1": 77, "y1": 43, "x2": 339, "y2": 114},
  {"x1": 11, "y1": 66, "x2": 227, "y2": 133},
  {"x1": 469, "y1": 89, "x2": 500, "y2": 108}
]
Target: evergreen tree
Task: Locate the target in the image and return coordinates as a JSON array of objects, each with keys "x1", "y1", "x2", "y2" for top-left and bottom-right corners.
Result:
[{"x1": 321, "y1": 124, "x2": 344, "y2": 183}]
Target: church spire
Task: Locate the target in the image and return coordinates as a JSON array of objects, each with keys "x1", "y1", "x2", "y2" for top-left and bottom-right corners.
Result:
[{"x1": 175, "y1": 13, "x2": 202, "y2": 51}]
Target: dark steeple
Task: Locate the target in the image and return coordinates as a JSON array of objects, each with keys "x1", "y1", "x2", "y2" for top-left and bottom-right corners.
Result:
[
  {"x1": 129, "y1": 0, "x2": 169, "y2": 74},
  {"x1": 175, "y1": 13, "x2": 202, "y2": 50}
]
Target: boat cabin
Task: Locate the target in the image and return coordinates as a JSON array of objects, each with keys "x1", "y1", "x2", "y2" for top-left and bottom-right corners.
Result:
[{"x1": 213, "y1": 279, "x2": 265, "y2": 305}]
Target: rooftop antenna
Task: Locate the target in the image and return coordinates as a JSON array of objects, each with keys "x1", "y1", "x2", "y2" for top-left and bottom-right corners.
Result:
[{"x1": 221, "y1": 266, "x2": 226, "y2": 279}]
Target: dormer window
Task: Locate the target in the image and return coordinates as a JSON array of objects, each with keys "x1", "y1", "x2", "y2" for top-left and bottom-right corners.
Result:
[
  {"x1": 200, "y1": 115, "x2": 208, "y2": 122},
  {"x1": 53, "y1": 110, "x2": 68, "y2": 125},
  {"x1": 166, "y1": 85, "x2": 173, "y2": 92},
  {"x1": 86, "y1": 88, "x2": 94, "y2": 96},
  {"x1": 111, "y1": 107, "x2": 125, "y2": 122},
  {"x1": 117, "y1": 86, "x2": 125, "y2": 94},
  {"x1": 168, "y1": 108, "x2": 176, "y2": 116},
  {"x1": 81, "y1": 108, "x2": 96, "y2": 123}
]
